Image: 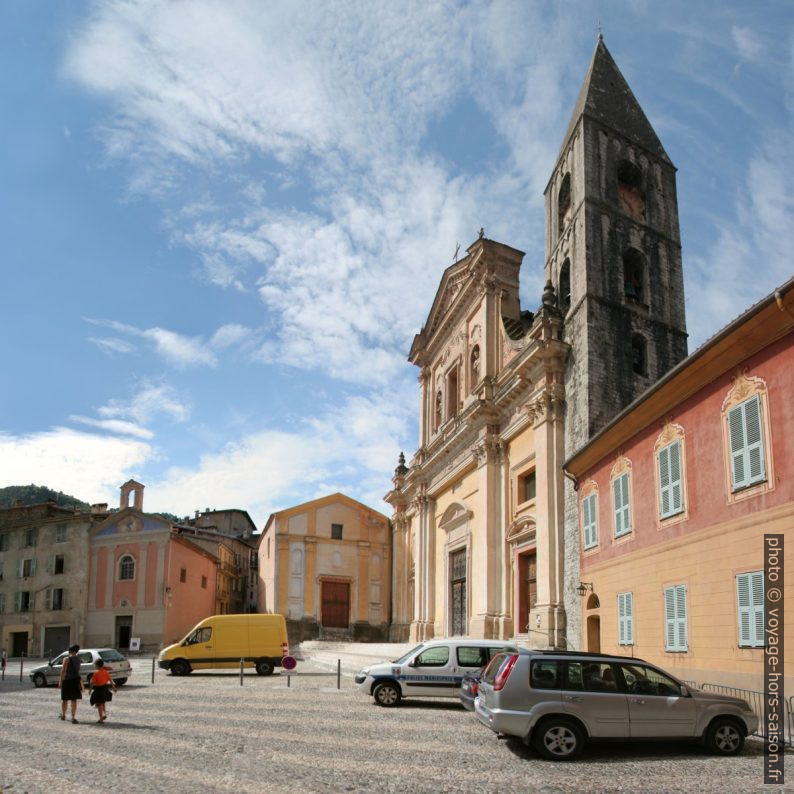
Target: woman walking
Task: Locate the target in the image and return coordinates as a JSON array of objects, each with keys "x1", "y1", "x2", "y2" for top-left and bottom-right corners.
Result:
[
  {"x1": 89, "y1": 658, "x2": 117, "y2": 723},
  {"x1": 58, "y1": 644, "x2": 83, "y2": 723}
]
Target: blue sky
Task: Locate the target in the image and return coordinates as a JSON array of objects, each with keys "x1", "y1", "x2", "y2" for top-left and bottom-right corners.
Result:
[{"x1": 1, "y1": 1, "x2": 792, "y2": 527}]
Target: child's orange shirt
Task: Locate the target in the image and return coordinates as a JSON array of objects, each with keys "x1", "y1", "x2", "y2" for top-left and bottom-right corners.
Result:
[{"x1": 91, "y1": 668, "x2": 112, "y2": 686}]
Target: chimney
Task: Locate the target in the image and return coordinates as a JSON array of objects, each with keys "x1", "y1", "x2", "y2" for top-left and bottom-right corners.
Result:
[{"x1": 91, "y1": 503, "x2": 108, "y2": 514}]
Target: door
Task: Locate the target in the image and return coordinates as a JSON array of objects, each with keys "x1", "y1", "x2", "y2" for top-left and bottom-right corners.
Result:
[
  {"x1": 618, "y1": 662, "x2": 697, "y2": 737},
  {"x1": 11, "y1": 632, "x2": 28, "y2": 657},
  {"x1": 43, "y1": 626, "x2": 70, "y2": 658},
  {"x1": 517, "y1": 550, "x2": 537, "y2": 634},
  {"x1": 115, "y1": 616, "x2": 133, "y2": 649},
  {"x1": 449, "y1": 549, "x2": 467, "y2": 636},
  {"x1": 321, "y1": 581, "x2": 350, "y2": 628},
  {"x1": 586, "y1": 615, "x2": 601, "y2": 653},
  {"x1": 561, "y1": 660, "x2": 630, "y2": 738},
  {"x1": 401, "y1": 644, "x2": 455, "y2": 698}
]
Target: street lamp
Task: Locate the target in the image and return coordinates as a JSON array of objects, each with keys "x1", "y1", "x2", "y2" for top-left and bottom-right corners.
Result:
[{"x1": 576, "y1": 582, "x2": 593, "y2": 597}]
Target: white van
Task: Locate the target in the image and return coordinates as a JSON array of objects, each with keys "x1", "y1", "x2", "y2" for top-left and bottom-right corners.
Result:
[{"x1": 355, "y1": 638, "x2": 519, "y2": 706}]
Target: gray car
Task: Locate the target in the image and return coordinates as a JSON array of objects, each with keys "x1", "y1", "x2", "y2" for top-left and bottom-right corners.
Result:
[
  {"x1": 475, "y1": 649, "x2": 758, "y2": 760},
  {"x1": 29, "y1": 648, "x2": 132, "y2": 688}
]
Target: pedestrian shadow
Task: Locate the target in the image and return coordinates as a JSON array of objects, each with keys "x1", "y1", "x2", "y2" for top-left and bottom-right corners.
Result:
[{"x1": 85, "y1": 721, "x2": 161, "y2": 731}]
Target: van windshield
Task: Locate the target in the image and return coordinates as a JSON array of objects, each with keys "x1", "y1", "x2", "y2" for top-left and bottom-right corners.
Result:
[
  {"x1": 183, "y1": 627, "x2": 212, "y2": 646},
  {"x1": 392, "y1": 644, "x2": 424, "y2": 665}
]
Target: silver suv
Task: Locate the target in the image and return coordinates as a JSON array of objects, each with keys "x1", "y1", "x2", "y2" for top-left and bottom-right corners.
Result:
[{"x1": 475, "y1": 650, "x2": 758, "y2": 760}]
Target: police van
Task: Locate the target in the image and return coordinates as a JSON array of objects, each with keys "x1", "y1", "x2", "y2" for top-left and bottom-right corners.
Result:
[{"x1": 355, "y1": 638, "x2": 519, "y2": 706}]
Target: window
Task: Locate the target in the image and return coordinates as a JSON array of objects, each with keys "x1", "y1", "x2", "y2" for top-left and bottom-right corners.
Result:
[
  {"x1": 566, "y1": 661, "x2": 619, "y2": 693},
  {"x1": 55, "y1": 524, "x2": 67, "y2": 543},
  {"x1": 14, "y1": 591, "x2": 33, "y2": 612},
  {"x1": 0, "y1": 533, "x2": 10, "y2": 551},
  {"x1": 582, "y1": 492, "x2": 598, "y2": 549},
  {"x1": 45, "y1": 588, "x2": 64, "y2": 610},
  {"x1": 619, "y1": 663, "x2": 682, "y2": 697},
  {"x1": 0, "y1": 560, "x2": 3, "y2": 580},
  {"x1": 557, "y1": 172, "x2": 572, "y2": 236},
  {"x1": 23, "y1": 528, "x2": 38, "y2": 548},
  {"x1": 53, "y1": 555, "x2": 65, "y2": 575},
  {"x1": 531, "y1": 660, "x2": 560, "y2": 690},
  {"x1": 658, "y1": 440, "x2": 683, "y2": 518},
  {"x1": 631, "y1": 334, "x2": 647, "y2": 376},
  {"x1": 558, "y1": 259, "x2": 571, "y2": 314},
  {"x1": 664, "y1": 584, "x2": 688, "y2": 652},
  {"x1": 186, "y1": 627, "x2": 212, "y2": 645},
  {"x1": 331, "y1": 523, "x2": 343, "y2": 540},
  {"x1": 457, "y1": 646, "x2": 485, "y2": 667},
  {"x1": 736, "y1": 571, "x2": 764, "y2": 648},
  {"x1": 0, "y1": 593, "x2": 4, "y2": 613},
  {"x1": 617, "y1": 592, "x2": 634, "y2": 645},
  {"x1": 519, "y1": 471, "x2": 536, "y2": 504},
  {"x1": 613, "y1": 471, "x2": 631, "y2": 537},
  {"x1": 623, "y1": 248, "x2": 645, "y2": 303},
  {"x1": 415, "y1": 646, "x2": 450, "y2": 667},
  {"x1": 118, "y1": 555, "x2": 135, "y2": 581},
  {"x1": 446, "y1": 365, "x2": 459, "y2": 419},
  {"x1": 727, "y1": 395, "x2": 766, "y2": 491},
  {"x1": 180, "y1": 567, "x2": 187, "y2": 583},
  {"x1": 17, "y1": 558, "x2": 37, "y2": 578},
  {"x1": 201, "y1": 575, "x2": 208, "y2": 589},
  {"x1": 617, "y1": 160, "x2": 645, "y2": 220}
]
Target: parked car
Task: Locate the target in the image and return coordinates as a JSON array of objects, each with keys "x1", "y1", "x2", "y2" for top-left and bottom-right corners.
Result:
[
  {"x1": 355, "y1": 638, "x2": 518, "y2": 707},
  {"x1": 29, "y1": 648, "x2": 132, "y2": 688},
  {"x1": 459, "y1": 668, "x2": 483, "y2": 711},
  {"x1": 475, "y1": 649, "x2": 758, "y2": 760}
]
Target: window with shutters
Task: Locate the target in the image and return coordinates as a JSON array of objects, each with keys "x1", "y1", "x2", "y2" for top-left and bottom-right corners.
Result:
[
  {"x1": 664, "y1": 584, "x2": 688, "y2": 652},
  {"x1": 55, "y1": 524, "x2": 67, "y2": 543},
  {"x1": 657, "y1": 440, "x2": 684, "y2": 518},
  {"x1": 0, "y1": 532, "x2": 9, "y2": 551},
  {"x1": 721, "y1": 374, "x2": 773, "y2": 503},
  {"x1": 53, "y1": 555, "x2": 65, "y2": 575},
  {"x1": 45, "y1": 588, "x2": 65, "y2": 610},
  {"x1": 612, "y1": 471, "x2": 632, "y2": 537},
  {"x1": 736, "y1": 571, "x2": 764, "y2": 648},
  {"x1": 18, "y1": 558, "x2": 37, "y2": 578},
  {"x1": 581, "y1": 491, "x2": 598, "y2": 550},
  {"x1": 617, "y1": 591, "x2": 634, "y2": 645},
  {"x1": 23, "y1": 528, "x2": 38, "y2": 548},
  {"x1": 118, "y1": 554, "x2": 135, "y2": 581},
  {"x1": 0, "y1": 593, "x2": 5, "y2": 613},
  {"x1": 15, "y1": 591, "x2": 33, "y2": 612}
]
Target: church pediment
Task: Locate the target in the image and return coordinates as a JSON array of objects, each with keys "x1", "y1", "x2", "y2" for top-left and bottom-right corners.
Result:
[
  {"x1": 439, "y1": 502, "x2": 473, "y2": 532},
  {"x1": 506, "y1": 515, "x2": 536, "y2": 544},
  {"x1": 92, "y1": 508, "x2": 171, "y2": 538}
]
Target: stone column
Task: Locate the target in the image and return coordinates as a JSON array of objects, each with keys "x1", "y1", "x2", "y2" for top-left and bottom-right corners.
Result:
[
  {"x1": 410, "y1": 491, "x2": 435, "y2": 642},
  {"x1": 304, "y1": 537, "x2": 317, "y2": 620}
]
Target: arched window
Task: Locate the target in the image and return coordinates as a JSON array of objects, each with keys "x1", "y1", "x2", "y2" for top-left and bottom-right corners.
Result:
[
  {"x1": 623, "y1": 248, "x2": 645, "y2": 303},
  {"x1": 617, "y1": 160, "x2": 645, "y2": 220},
  {"x1": 469, "y1": 345, "x2": 480, "y2": 390},
  {"x1": 559, "y1": 259, "x2": 571, "y2": 314},
  {"x1": 631, "y1": 334, "x2": 647, "y2": 376},
  {"x1": 557, "y1": 173, "x2": 572, "y2": 236},
  {"x1": 118, "y1": 554, "x2": 135, "y2": 581},
  {"x1": 446, "y1": 366, "x2": 459, "y2": 419}
]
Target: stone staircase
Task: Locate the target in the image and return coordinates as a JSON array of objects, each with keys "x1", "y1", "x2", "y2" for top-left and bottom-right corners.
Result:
[{"x1": 293, "y1": 640, "x2": 416, "y2": 674}]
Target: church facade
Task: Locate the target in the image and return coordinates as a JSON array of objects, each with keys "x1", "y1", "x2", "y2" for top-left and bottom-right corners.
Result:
[{"x1": 386, "y1": 38, "x2": 688, "y2": 648}]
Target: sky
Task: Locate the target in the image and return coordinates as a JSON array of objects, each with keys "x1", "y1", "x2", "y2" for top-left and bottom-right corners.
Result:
[{"x1": 1, "y1": 0, "x2": 792, "y2": 528}]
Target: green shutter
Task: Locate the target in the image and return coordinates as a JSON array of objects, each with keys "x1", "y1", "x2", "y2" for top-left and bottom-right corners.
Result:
[
  {"x1": 664, "y1": 584, "x2": 688, "y2": 651},
  {"x1": 44, "y1": 588, "x2": 52, "y2": 610},
  {"x1": 0, "y1": 593, "x2": 5, "y2": 614},
  {"x1": 736, "y1": 571, "x2": 764, "y2": 647},
  {"x1": 13, "y1": 592, "x2": 21, "y2": 612},
  {"x1": 30, "y1": 558, "x2": 37, "y2": 576},
  {"x1": 660, "y1": 440, "x2": 684, "y2": 517},
  {"x1": 728, "y1": 396, "x2": 766, "y2": 490},
  {"x1": 618, "y1": 592, "x2": 633, "y2": 645},
  {"x1": 16, "y1": 560, "x2": 23, "y2": 578},
  {"x1": 583, "y1": 493, "x2": 598, "y2": 549},
  {"x1": 614, "y1": 472, "x2": 631, "y2": 536}
]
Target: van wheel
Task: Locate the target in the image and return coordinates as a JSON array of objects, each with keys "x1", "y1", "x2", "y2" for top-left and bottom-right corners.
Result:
[
  {"x1": 170, "y1": 659, "x2": 191, "y2": 676},
  {"x1": 532, "y1": 717, "x2": 585, "y2": 761},
  {"x1": 32, "y1": 672, "x2": 48, "y2": 688},
  {"x1": 255, "y1": 659, "x2": 274, "y2": 676},
  {"x1": 705, "y1": 718, "x2": 744, "y2": 755},
  {"x1": 373, "y1": 681, "x2": 401, "y2": 707}
]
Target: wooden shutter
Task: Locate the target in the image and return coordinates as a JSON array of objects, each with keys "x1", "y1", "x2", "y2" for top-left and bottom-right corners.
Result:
[
  {"x1": 582, "y1": 493, "x2": 597, "y2": 548},
  {"x1": 44, "y1": 588, "x2": 52, "y2": 610},
  {"x1": 13, "y1": 592, "x2": 21, "y2": 612},
  {"x1": 659, "y1": 441, "x2": 683, "y2": 518},
  {"x1": 736, "y1": 571, "x2": 764, "y2": 647},
  {"x1": 613, "y1": 473, "x2": 631, "y2": 536},
  {"x1": 618, "y1": 592, "x2": 633, "y2": 645},
  {"x1": 664, "y1": 584, "x2": 687, "y2": 651},
  {"x1": 30, "y1": 558, "x2": 37, "y2": 576},
  {"x1": 728, "y1": 396, "x2": 766, "y2": 490},
  {"x1": 16, "y1": 560, "x2": 23, "y2": 578}
]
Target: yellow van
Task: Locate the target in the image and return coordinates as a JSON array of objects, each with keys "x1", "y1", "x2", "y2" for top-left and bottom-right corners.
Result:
[{"x1": 158, "y1": 614, "x2": 289, "y2": 676}]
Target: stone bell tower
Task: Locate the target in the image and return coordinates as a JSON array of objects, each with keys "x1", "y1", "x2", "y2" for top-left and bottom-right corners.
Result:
[{"x1": 547, "y1": 37, "x2": 689, "y2": 646}]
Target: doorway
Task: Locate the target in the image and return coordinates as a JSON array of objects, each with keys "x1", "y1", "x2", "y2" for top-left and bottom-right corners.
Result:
[
  {"x1": 321, "y1": 581, "x2": 350, "y2": 628},
  {"x1": 11, "y1": 631, "x2": 28, "y2": 657},
  {"x1": 517, "y1": 550, "x2": 537, "y2": 634},
  {"x1": 449, "y1": 549, "x2": 467, "y2": 636},
  {"x1": 586, "y1": 615, "x2": 601, "y2": 653},
  {"x1": 115, "y1": 616, "x2": 133, "y2": 649},
  {"x1": 43, "y1": 626, "x2": 70, "y2": 658}
]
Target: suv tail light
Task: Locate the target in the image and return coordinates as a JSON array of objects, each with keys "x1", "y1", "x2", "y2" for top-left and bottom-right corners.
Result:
[{"x1": 493, "y1": 653, "x2": 518, "y2": 691}]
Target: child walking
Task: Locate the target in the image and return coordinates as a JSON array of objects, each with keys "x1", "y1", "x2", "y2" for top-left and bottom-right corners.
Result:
[{"x1": 89, "y1": 658, "x2": 117, "y2": 723}]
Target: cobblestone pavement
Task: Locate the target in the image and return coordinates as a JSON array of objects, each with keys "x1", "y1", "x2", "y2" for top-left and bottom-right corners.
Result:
[{"x1": 0, "y1": 658, "x2": 786, "y2": 793}]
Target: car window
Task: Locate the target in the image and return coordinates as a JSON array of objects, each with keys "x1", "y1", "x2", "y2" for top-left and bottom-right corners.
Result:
[
  {"x1": 186, "y1": 627, "x2": 212, "y2": 645},
  {"x1": 530, "y1": 660, "x2": 561, "y2": 690},
  {"x1": 565, "y1": 661, "x2": 620, "y2": 693},
  {"x1": 482, "y1": 653, "x2": 512, "y2": 685},
  {"x1": 415, "y1": 646, "x2": 449, "y2": 667},
  {"x1": 487, "y1": 646, "x2": 513, "y2": 661},
  {"x1": 456, "y1": 646, "x2": 484, "y2": 667},
  {"x1": 78, "y1": 652, "x2": 93, "y2": 664},
  {"x1": 52, "y1": 654, "x2": 66, "y2": 666},
  {"x1": 619, "y1": 663, "x2": 683, "y2": 697},
  {"x1": 393, "y1": 644, "x2": 424, "y2": 664},
  {"x1": 99, "y1": 650, "x2": 126, "y2": 662}
]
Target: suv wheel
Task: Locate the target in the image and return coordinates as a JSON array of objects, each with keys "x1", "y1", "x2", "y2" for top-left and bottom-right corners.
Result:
[
  {"x1": 373, "y1": 681, "x2": 401, "y2": 707},
  {"x1": 532, "y1": 717, "x2": 585, "y2": 761},
  {"x1": 705, "y1": 718, "x2": 744, "y2": 756}
]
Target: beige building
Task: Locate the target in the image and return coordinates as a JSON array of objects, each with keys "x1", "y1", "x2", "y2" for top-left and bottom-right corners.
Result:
[{"x1": 258, "y1": 493, "x2": 391, "y2": 643}]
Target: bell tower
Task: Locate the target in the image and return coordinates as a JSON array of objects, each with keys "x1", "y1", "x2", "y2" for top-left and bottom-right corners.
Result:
[{"x1": 549, "y1": 37, "x2": 688, "y2": 646}]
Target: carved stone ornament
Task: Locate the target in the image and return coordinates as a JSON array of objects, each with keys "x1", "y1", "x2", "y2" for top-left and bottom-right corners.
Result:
[
  {"x1": 653, "y1": 420, "x2": 685, "y2": 453},
  {"x1": 506, "y1": 516, "x2": 536, "y2": 544},
  {"x1": 470, "y1": 324, "x2": 482, "y2": 341},
  {"x1": 609, "y1": 454, "x2": 632, "y2": 480},
  {"x1": 721, "y1": 369, "x2": 767, "y2": 413},
  {"x1": 579, "y1": 479, "x2": 598, "y2": 499}
]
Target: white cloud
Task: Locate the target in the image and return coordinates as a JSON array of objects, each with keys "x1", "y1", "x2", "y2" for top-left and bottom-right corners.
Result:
[
  {"x1": 732, "y1": 25, "x2": 763, "y2": 63},
  {"x1": 70, "y1": 415, "x2": 154, "y2": 439},
  {"x1": 0, "y1": 428, "x2": 152, "y2": 503},
  {"x1": 89, "y1": 336, "x2": 138, "y2": 356},
  {"x1": 98, "y1": 383, "x2": 190, "y2": 425},
  {"x1": 210, "y1": 323, "x2": 254, "y2": 350}
]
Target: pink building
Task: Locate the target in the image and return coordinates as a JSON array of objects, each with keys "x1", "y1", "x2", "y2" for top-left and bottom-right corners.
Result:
[{"x1": 86, "y1": 480, "x2": 218, "y2": 651}]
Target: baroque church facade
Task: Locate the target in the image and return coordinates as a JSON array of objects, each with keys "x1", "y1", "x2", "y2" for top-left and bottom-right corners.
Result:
[{"x1": 386, "y1": 37, "x2": 688, "y2": 648}]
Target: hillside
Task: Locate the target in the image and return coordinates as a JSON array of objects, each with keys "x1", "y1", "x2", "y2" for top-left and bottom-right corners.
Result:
[{"x1": 0, "y1": 484, "x2": 90, "y2": 511}]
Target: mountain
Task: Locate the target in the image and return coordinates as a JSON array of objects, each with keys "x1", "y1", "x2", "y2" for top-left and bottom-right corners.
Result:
[{"x1": 0, "y1": 485, "x2": 91, "y2": 511}]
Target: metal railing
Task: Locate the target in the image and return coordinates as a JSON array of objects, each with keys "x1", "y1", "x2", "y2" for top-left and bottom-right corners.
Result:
[{"x1": 700, "y1": 683, "x2": 793, "y2": 747}]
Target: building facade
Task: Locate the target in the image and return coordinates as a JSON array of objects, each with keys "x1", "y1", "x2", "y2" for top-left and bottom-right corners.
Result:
[
  {"x1": 387, "y1": 38, "x2": 687, "y2": 648},
  {"x1": 565, "y1": 280, "x2": 794, "y2": 693},
  {"x1": 259, "y1": 493, "x2": 391, "y2": 643}
]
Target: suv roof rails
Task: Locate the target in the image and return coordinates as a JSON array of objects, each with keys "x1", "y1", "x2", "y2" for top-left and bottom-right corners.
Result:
[{"x1": 531, "y1": 649, "x2": 648, "y2": 662}]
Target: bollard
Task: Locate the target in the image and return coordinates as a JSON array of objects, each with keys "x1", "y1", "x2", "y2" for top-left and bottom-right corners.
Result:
[
  {"x1": 337, "y1": 659, "x2": 341, "y2": 690},
  {"x1": 240, "y1": 658, "x2": 244, "y2": 686},
  {"x1": 287, "y1": 674, "x2": 291, "y2": 688},
  {"x1": 20, "y1": 653, "x2": 25, "y2": 683},
  {"x1": 151, "y1": 656, "x2": 156, "y2": 684}
]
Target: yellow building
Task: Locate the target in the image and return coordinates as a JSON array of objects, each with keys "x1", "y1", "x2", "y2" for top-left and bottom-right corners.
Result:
[{"x1": 258, "y1": 493, "x2": 391, "y2": 642}]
